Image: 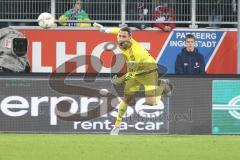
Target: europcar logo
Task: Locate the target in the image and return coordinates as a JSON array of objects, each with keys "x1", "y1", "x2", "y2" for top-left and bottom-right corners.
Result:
[
  {"x1": 212, "y1": 80, "x2": 240, "y2": 134},
  {"x1": 213, "y1": 95, "x2": 240, "y2": 120}
]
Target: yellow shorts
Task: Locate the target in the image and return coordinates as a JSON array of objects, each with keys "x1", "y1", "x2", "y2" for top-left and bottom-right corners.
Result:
[{"x1": 124, "y1": 71, "x2": 159, "y2": 96}]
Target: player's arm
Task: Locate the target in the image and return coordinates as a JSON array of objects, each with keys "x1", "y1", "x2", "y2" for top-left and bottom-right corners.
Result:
[
  {"x1": 93, "y1": 23, "x2": 120, "y2": 35},
  {"x1": 112, "y1": 59, "x2": 155, "y2": 85}
]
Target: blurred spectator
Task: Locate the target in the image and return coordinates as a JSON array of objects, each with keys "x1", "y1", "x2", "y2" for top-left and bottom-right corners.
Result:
[
  {"x1": 127, "y1": 0, "x2": 151, "y2": 29},
  {"x1": 152, "y1": 1, "x2": 176, "y2": 32},
  {"x1": 232, "y1": 0, "x2": 238, "y2": 27},
  {"x1": 175, "y1": 34, "x2": 205, "y2": 74},
  {"x1": 232, "y1": 0, "x2": 237, "y2": 14},
  {"x1": 88, "y1": 0, "x2": 120, "y2": 27},
  {"x1": 59, "y1": 0, "x2": 91, "y2": 27},
  {"x1": 208, "y1": 0, "x2": 236, "y2": 28}
]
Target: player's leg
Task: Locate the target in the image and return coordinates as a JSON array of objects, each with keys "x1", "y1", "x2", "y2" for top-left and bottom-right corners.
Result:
[
  {"x1": 115, "y1": 95, "x2": 134, "y2": 125},
  {"x1": 110, "y1": 94, "x2": 134, "y2": 135},
  {"x1": 110, "y1": 78, "x2": 140, "y2": 135},
  {"x1": 138, "y1": 71, "x2": 164, "y2": 106},
  {"x1": 146, "y1": 72, "x2": 165, "y2": 105}
]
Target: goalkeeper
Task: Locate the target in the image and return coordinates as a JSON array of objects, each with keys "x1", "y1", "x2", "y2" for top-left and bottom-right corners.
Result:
[{"x1": 94, "y1": 23, "x2": 164, "y2": 135}]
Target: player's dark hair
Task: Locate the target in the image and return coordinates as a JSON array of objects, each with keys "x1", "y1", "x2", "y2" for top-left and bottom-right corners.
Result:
[
  {"x1": 120, "y1": 27, "x2": 132, "y2": 36},
  {"x1": 185, "y1": 34, "x2": 195, "y2": 41}
]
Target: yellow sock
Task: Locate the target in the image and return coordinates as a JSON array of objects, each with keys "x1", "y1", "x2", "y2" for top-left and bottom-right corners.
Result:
[
  {"x1": 115, "y1": 101, "x2": 128, "y2": 127},
  {"x1": 115, "y1": 116, "x2": 122, "y2": 127},
  {"x1": 117, "y1": 100, "x2": 128, "y2": 118}
]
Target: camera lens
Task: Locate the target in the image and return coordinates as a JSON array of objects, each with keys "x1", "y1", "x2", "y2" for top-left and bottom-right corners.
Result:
[{"x1": 13, "y1": 38, "x2": 28, "y2": 56}]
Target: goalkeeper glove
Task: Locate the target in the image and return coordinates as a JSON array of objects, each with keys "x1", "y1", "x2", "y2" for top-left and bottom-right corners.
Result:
[
  {"x1": 111, "y1": 75, "x2": 123, "y2": 85},
  {"x1": 93, "y1": 22, "x2": 111, "y2": 33}
]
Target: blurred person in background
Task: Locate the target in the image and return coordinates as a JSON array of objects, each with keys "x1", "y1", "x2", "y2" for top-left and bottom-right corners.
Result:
[
  {"x1": 152, "y1": 0, "x2": 176, "y2": 32},
  {"x1": 207, "y1": 0, "x2": 236, "y2": 28},
  {"x1": 59, "y1": 0, "x2": 91, "y2": 27},
  {"x1": 127, "y1": 0, "x2": 151, "y2": 29}
]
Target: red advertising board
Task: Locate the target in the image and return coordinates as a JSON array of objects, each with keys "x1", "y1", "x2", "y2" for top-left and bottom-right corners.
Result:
[{"x1": 19, "y1": 29, "x2": 237, "y2": 74}]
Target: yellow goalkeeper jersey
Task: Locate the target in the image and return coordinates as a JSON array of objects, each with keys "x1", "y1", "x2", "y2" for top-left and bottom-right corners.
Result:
[{"x1": 111, "y1": 28, "x2": 157, "y2": 73}]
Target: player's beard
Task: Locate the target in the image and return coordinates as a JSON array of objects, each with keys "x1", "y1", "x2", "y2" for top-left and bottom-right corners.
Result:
[{"x1": 119, "y1": 40, "x2": 131, "y2": 50}]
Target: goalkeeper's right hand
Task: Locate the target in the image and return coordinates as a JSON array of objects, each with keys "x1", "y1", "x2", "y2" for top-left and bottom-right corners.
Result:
[
  {"x1": 111, "y1": 73, "x2": 135, "y2": 85},
  {"x1": 93, "y1": 22, "x2": 111, "y2": 33},
  {"x1": 111, "y1": 75, "x2": 124, "y2": 85},
  {"x1": 93, "y1": 22, "x2": 103, "y2": 29}
]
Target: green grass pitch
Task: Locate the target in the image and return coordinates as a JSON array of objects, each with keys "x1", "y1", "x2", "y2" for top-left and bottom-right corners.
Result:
[{"x1": 0, "y1": 134, "x2": 240, "y2": 160}]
